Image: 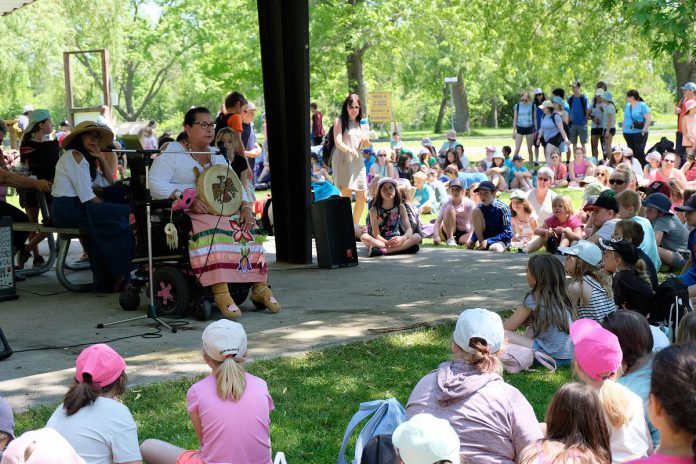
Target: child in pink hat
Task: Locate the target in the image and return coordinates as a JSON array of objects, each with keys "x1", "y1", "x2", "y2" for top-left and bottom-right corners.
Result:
[
  {"x1": 46, "y1": 344, "x2": 141, "y2": 464},
  {"x1": 571, "y1": 319, "x2": 653, "y2": 462}
]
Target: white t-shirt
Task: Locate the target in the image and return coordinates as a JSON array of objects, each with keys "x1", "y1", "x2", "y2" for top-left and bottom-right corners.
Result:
[
  {"x1": 526, "y1": 188, "x2": 558, "y2": 224},
  {"x1": 47, "y1": 397, "x2": 141, "y2": 464},
  {"x1": 609, "y1": 383, "x2": 652, "y2": 463}
]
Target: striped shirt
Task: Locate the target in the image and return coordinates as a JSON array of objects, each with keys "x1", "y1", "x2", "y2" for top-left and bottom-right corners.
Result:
[{"x1": 577, "y1": 275, "x2": 617, "y2": 322}]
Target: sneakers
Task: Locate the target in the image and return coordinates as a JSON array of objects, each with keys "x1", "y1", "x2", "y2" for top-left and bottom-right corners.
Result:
[
  {"x1": 368, "y1": 247, "x2": 386, "y2": 257},
  {"x1": 446, "y1": 238, "x2": 457, "y2": 246},
  {"x1": 403, "y1": 244, "x2": 420, "y2": 254}
]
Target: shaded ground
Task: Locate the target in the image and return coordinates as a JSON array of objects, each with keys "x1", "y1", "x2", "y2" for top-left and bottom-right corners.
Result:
[{"x1": 0, "y1": 237, "x2": 530, "y2": 409}]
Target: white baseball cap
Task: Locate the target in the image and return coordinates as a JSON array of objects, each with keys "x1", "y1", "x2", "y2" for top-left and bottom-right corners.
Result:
[
  {"x1": 202, "y1": 320, "x2": 248, "y2": 362},
  {"x1": 392, "y1": 414, "x2": 460, "y2": 464},
  {"x1": 453, "y1": 308, "x2": 504, "y2": 354},
  {"x1": 558, "y1": 240, "x2": 602, "y2": 267}
]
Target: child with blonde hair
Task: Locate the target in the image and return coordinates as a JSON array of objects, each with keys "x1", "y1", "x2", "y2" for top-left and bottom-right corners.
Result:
[
  {"x1": 509, "y1": 190, "x2": 538, "y2": 248},
  {"x1": 615, "y1": 190, "x2": 661, "y2": 270},
  {"x1": 526, "y1": 195, "x2": 582, "y2": 253},
  {"x1": 504, "y1": 254, "x2": 577, "y2": 366},
  {"x1": 141, "y1": 320, "x2": 274, "y2": 464},
  {"x1": 570, "y1": 319, "x2": 652, "y2": 462}
]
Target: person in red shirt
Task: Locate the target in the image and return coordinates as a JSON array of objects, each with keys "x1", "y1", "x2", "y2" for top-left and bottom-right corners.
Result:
[
  {"x1": 310, "y1": 102, "x2": 324, "y2": 146},
  {"x1": 675, "y1": 82, "x2": 696, "y2": 163}
]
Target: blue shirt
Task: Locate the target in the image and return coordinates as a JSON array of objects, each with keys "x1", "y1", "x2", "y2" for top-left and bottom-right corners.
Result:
[
  {"x1": 516, "y1": 102, "x2": 534, "y2": 128},
  {"x1": 535, "y1": 106, "x2": 545, "y2": 131},
  {"x1": 540, "y1": 113, "x2": 561, "y2": 140},
  {"x1": 623, "y1": 101, "x2": 651, "y2": 134},
  {"x1": 631, "y1": 215, "x2": 661, "y2": 270},
  {"x1": 363, "y1": 154, "x2": 376, "y2": 172},
  {"x1": 470, "y1": 199, "x2": 512, "y2": 246},
  {"x1": 567, "y1": 94, "x2": 589, "y2": 125},
  {"x1": 457, "y1": 172, "x2": 488, "y2": 188},
  {"x1": 413, "y1": 185, "x2": 432, "y2": 209},
  {"x1": 679, "y1": 229, "x2": 696, "y2": 286},
  {"x1": 508, "y1": 165, "x2": 528, "y2": 184}
]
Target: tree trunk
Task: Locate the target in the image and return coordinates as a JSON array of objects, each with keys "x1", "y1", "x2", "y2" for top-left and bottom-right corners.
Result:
[
  {"x1": 491, "y1": 94, "x2": 498, "y2": 128},
  {"x1": 673, "y1": 51, "x2": 696, "y2": 97},
  {"x1": 434, "y1": 85, "x2": 448, "y2": 134},
  {"x1": 346, "y1": 47, "x2": 367, "y2": 114},
  {"x1": 453, "y1": 68, "x2": 470, "y2": 133}
]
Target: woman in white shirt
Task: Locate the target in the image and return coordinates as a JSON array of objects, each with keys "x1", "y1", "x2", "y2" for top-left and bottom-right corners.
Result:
[{"x1": 51, "y1": 121, "x2": 133, "y2": 293}]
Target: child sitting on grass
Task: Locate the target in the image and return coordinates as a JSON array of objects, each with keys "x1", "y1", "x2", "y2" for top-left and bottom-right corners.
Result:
[
  {"x1": 509, "y1": 190, "x2": 538, "y2": 249},
  {"x1": 432, "y1": 178, "x2": 474, "y2": 246},
  {"x1": 677, "y1": 311, "x2": 696, "y2": 343},
  {"x1": 412, "y1": 171, "x2": 435, "y2": 214},
  {"x1": 526, "y1": 195, "x2": 583, "y2": 253},
  {"x1": 508, "y1": 155, "x2": 533, "y2": 191},
  {"x1": 503, "y1": 254, "x2": 576, "y2": 366},
  {"x1": 600, "y1": 238, "x2": 654, "y2": 316},
  {"x1": 625, "y1": 344, "x2": 696, "y2": 464},
  {"x1": 518, "y1": 383, "x2": 611, "y2": 464},
  {"x1": 467, "y1": 181, "x2": 512, "y2": 252},
  {"x1": 612, "y1": 220, "x2": 660, "y2": 290},
  {"x1": 360, "y1": 177, "x2": 421, "y2": 257},
  {"x1": 141, "y1": 320, "x2": 274, "y2": 464},
  {"x1": 616, "y1": 189, "x2": 662, "y2": 270},
  {"x1": 560, "y1": 240, "x2": 617, "y2": 321},
  {"x1": 570, "y1": 319, "x2": 652, "y2": 462}
]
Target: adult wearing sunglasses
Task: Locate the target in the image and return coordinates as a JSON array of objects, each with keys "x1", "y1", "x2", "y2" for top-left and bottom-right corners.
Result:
[
  {"x1": 331, "y1": 94, "x2": 371, "y2": 224},
  {"x1": 369, "y1": 148, "x2": 395, "y2": 179},
  {"x1": 622, "y1": 89, "x2": 652, "y2": 165},
  {"x1": 608, "y1": 165, "x2": 635, "y2": 194},
  {"x1": 547, "y1": 149, "x2": 568, "y2": 188},
  {"x1": 649, "y1": 152, "x2": 687, "y2": 186},
  {"x1": 526, "y1": 166, "x2": 558, "y2": 223}
]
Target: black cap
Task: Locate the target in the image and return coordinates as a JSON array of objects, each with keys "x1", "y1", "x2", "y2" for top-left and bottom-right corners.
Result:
[
  {"x1": 675, "y1": 194, "x2": 696, "y2": 212},
  {"x1": 584, "y1": 193, "x2": 618, "y2": 212},
  {"x1": 512, "y1": 155, "x2": 524, "y2": 162},
  {"x1": 474, "y1": 181, "x2": 496, "y2": 193},
  {"x1": 600, "y1": 238, "x2": 639, "y2": 265}
]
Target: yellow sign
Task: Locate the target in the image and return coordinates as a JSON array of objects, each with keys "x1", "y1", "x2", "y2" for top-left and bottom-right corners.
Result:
[{"x1": 368, "y1": 92, "x2": 392, "y2": 122}]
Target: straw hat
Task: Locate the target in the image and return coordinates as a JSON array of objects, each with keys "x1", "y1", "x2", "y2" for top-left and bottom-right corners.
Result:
[{"x1": 60, "y1": 121, "x2": 114, "y2": 150}]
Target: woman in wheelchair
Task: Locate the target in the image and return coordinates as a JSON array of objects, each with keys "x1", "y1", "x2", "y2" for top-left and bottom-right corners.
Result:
[
  {"x1": 149, "y1": 107, "x2": 280, "y2": 319},
  {"x1": 51, "y1": 121, "x2": 134, "y2": 293}
]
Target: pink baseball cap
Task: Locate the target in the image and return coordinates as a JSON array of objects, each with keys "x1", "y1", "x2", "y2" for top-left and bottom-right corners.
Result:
[
  {"x1": 570, "y1": 319, "x2": 622, "y2": 380},
  {"x1": 75, "y1": 344, "x2": 126, "y2": 388}
]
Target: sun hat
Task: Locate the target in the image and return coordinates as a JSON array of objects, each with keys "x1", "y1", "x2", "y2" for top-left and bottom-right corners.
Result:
[
  {"x1": 22, "y1": 104, "x2": 34, "y2": 113},
  {"x1": 621, "y1": 146, "x2": 634, "y2": 157},
  {"x1": 484, "y1": 145, "x2": 497, "y2": 152},
  {"x1": 421, "y1": 137, "x2": 433, "y2": 147},
  {"x1": 570, "y1": 319, "x2": 622, "y2": 380},
  {"x1": 533, "y1": 88, "x2": 543, "y2": 95},
  {"x1": 453, "y1": 308, "x2": 504, "y2": 354},
  {"x1": 675, "y1": 194, "x2": 696, "y2": 212},
  {"x1": 600, "y1": 238, "x2": 639, "y2": 265},
  {"x1": 579, "y1": 176, "x2": 599, "y2": 186},
  {"x1": 419, "y1": 147, "x2": 430, "y2": 156},
  {"x1": 491, "y1": 151, "x2": 504, "y2": 159},
  {"x1": 473, "y1": 180, "x2": 496, "y2": 193},
  {"x1": 2, "y1": 427, "x2": 86, "y2": 464},
  {"x1": 75, "y1": 344, "x2": 126, "y2": 388},
  {"x1": 0, "y1": 395, "x2": 14, "y2": 439},
  {"x1": 645, "y1": 151, "x2": 662, "y2": 163},
  {"x1": 538, "y1": 100, "x2": 554, "y2": 109},
  {"x1": 642, "y1": 192, "x2": 673, "y2": 214},
  {"x1": 445, "y1": 130, "x2": 456, "y2": 140},
  {"x1": 558, "y1": 240, "x2": 602, "y2": 267},
  {"x1": 26, "y1": 109, "x2": 51, "y2": 133},
  {"x1": 60, "y1": 120, "x2": 114, "y2": 150},
  {"x1": 611, "y1": 144, "x2": 625, "y2": 154},
  {"x1": 583, "y1": 183, "x2": 609, "y2": 202},
  {"x1": 202, "y1": 320, "x2": 248, "y2": 362},
  {"x1": 392, "y1": 413, "x2": 461, "y2": 464},
  {"x1": 510, "y1": 189, "x2": 526, "y2": 200},
  {"x1": 681, "y1": 82, "x2": 696, "y2": 91},
  {"x1": 570, "y1": 79, "x2": 581, "y2": 87},
  {"x1": 448, "y1": 178, "x2": 465, "y2": 190},
  {"x1": 602, "y1": 91, "x2": 613, "y2": 102},
  {"x1": 584, "y1": 193, "x2": 618, "y2": 212}
]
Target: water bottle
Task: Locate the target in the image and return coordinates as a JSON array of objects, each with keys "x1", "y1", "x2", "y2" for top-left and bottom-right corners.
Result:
[{"x1": 360, "y1": 117, "x2": 370, "y2": 137}]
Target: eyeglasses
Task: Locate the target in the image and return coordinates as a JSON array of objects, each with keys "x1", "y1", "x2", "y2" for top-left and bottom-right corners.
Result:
[
  {"x1": 348, "y1": 105, "x2": 361, "y2": 109},
  {"x1": 538, "y1": 177, "x2": 551, "y2": 182},
  {"x1": 609, "y1": 179, "x2": 625, "y2": 185},
  {"x1": 192, "y1": 121, "x2": 215, "y2": 130}
]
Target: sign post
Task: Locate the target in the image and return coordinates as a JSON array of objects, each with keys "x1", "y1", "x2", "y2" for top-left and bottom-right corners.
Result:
[{"x1": 444, "y1": 76, "x2": 458, "y2": 132}]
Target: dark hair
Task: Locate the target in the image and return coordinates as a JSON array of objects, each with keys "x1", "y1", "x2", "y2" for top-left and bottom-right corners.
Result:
[
  {"x1": 310, "y1": 102, "x2": 318, "y2": 110},
  {"x1": 534, "y1": 92, "x2": 546, "y2": 101},
  {"x1": 21, "y1": 117, "x2": 50, "y2": 142},
  {"x1": 63, "y1": 371, "x2": 127, "y2": 416},
  {"x1": 601, "y1": 310, "x2": 652, "y2": 373},
  {"x1": 224, "y1": 91, "x2": 247, "y2": 111},
  {"x1": 492, "y1": 156, "x2": 504, "y2": 167},
  {"x1": 445, "y1": 149, "x2": 464, "y2": 170},
  {"x1": 615, "y1": 220, "x2": 644, "y2": 245},
  {"x1": 183, "y1": 106, "x2": 211, "y2": 128},
  {"x1": 373, "y1": 180, "x2": 402, "y2": 210},
  {"x1": 552, "y1": 88, "x2": 565, "y2": 99},
  {"x1": 158, "y1": 134, "x2": 175, "y2": 149},
  {"x1": 502, "y1": 146, "x2": 512, "y2": 156},
  {"x1": 650, "y1": 344, "x2": 696, "y2": 463},
  {"x1": 542, "y1": 383, "x2": 612, "y2": 464},
  {"x1": 626, "y1": 89, "x2": 643, "y2": 102},
  {"x1": 175, "y1": 131, "x2": 186, "y2": 142},
  {"x1": 66, "y1": 135, "x2": 98, "y2": 180},
  {"x1": 339, "y1": 94, "x2": 363, "y2": 134}
]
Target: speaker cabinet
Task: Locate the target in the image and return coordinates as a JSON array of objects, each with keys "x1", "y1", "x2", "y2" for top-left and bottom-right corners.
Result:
[{"x1": 311, "y1": 197, "x2": 358, "y2": 269}]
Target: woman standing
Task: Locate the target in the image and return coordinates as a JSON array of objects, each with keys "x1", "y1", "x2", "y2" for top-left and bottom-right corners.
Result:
[
  {"x1": 51, "y1": 121, "x2": 133, "y2": 293},
  {"x1": 536, "y1": 101, "x2": 570, "y2": 163},
  {"x1": 331, "y1": 94, "x2": 370, "y2": 224},
  {"x1": 601, "y1": 91, "x2": 617, "y2": 159},
  {"x1": 623, "y1": 90, "x2": 652, "y2": 165},
  {"x1": 591, "y1": 88, "x2": 606, "y2": 161},
  {"x1": 533, "y1": 88, "x2": 546, "y2": 165},
  {"x1": 512, "y1": 91, "x2": 536, "y2": 160}
]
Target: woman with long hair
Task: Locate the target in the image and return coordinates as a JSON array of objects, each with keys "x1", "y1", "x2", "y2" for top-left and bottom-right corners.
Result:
[
  {"x1": 330, "y1": 94, "x2": 371, "y2": 224},
  {"x1": 533, "y1": 88, "x2": 546, "y2": 165},
  {"x1": 623, "y1": 90, "x2": 652, "y2": 165}
]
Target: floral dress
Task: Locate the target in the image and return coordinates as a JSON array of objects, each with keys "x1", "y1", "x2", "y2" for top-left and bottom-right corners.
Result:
[{"x1": 373, "y1": 204, "x2": 401, "y2": 239}]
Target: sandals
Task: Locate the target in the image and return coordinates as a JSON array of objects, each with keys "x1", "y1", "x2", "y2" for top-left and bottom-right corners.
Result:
[{"x1": 251, "y1": 284, "x2": 281, "y2": 313}]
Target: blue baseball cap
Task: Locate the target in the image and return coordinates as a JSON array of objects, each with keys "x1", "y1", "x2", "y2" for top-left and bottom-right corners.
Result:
[
  {"x1": 642, "y1": 193, "x2": 672, "y2": 214},
  {"x1": 552, "y1": 96, "x2": 565, "y2": 106},
  {"x1": 681, "y1": 82, "x2": 696, "y2": 91}
]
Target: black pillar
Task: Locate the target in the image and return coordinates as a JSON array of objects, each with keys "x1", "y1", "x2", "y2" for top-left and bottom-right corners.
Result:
[{"x1": 257, "y1": 0, "x2": 312, "y2": 264}]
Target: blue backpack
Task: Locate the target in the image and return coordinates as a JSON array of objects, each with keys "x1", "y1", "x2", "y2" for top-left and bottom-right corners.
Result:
[{"x1": 336, "y1": 398, "x2": 406, "y2": 464}]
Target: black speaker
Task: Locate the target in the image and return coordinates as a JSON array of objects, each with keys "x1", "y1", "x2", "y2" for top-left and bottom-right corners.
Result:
[
  {"x1": 311, "y1": 197, "x2": 358, "y2": 269},
  {"x1": 0, "y1": 326, "x2": 12, "y2": 360}
]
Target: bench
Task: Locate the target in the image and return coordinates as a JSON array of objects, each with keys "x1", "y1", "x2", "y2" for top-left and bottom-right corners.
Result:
[{"x1": 12, "y1": 223, "x2": 93, "y2": 292}]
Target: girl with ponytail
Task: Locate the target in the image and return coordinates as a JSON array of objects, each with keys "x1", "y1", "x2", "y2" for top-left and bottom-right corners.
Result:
[
  {"x1": 141, "y1": 320, "x2": 274, "y2": 464},
  {"x1": 570, "y1": 319, "x2": 653, "y2": 462},
  {"x1": 626, "y1": 343, "x2": 696, "y2": 464}
]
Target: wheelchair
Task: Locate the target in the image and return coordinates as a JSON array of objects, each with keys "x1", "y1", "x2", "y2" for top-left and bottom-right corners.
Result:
[{"x1": 117, "y1": 152, "x2": 256, "y2": 320}]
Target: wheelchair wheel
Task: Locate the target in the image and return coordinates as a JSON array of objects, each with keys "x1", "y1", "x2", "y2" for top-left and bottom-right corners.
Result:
[
  {"x1": 229, "y1": 284, "x2": 249, "y2": 305},
  {"x1": 152, "y1": 266, "x2": 190, "y2": 317},
  {"x1": 119, "y1": 286, "x2": 141, "y2": 311},
  {"x1": 194, "y1": 297, "x2": 213, "y2": 321}
]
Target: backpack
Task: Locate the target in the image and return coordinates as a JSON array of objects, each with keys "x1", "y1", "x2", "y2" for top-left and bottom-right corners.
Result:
[
  {"x1": 400, "y1": 202, "x2": 422, "y2": 237},
  {"x1": 646, "y1": 137, "x2": 675, "y2": 156},
  {"x1": 649, "y1": 277, "x2": 694, "y2": 341},
  {"x1": 336, "y1": 398, "x2": 406, "y2": 464},
  {"x1": 568, "y1": 94, "x2": 588, "y2": 117},
  {"x1": 360, "y1": 434, "x2": 398, "y2": 464},
  {"x1": 322, "y1": 124, "x2": 336, "y2": 168}
]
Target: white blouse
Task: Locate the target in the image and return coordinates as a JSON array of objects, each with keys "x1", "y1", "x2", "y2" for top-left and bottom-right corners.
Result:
[{"x1": 51, "y1": 150, "x2": 96, "y2": 203}]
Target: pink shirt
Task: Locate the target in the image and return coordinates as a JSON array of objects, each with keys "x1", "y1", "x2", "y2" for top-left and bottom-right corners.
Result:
[
  {"x1": 187, "y1": 373, "x2": 274, "y2": 464},
  {"x1": 544, "y1": 215, "x2": 582, "y2": 229},
  {"x1": 650, "y1": 168, "x2": 687, "y2": 186},
  {"x1": 627, "y1": 454, "x2": 693, "y2": 464},
  {"x1": 437, "y1": 198, "x2": 475, "y2": 232}
]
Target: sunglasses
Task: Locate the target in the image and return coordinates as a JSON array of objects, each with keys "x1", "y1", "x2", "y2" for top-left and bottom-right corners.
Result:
[
  {"x1": 348, "y1": 105, "x2": 361, "y2": 109},
  {"x1": 377, "y1": 154, "x2": 387, "y2": 157},
  {"x1": 609, "y1": 179, "x2": 625, "y2": 185}
]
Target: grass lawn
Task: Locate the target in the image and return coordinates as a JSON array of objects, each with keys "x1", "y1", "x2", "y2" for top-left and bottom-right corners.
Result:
[{"x1": 14, "y1": 323, "x2": 571, "y2": 463}]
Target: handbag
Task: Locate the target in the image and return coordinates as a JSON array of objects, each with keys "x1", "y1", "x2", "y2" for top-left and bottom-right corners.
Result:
[
  {"x1": 630, "y1": 104, "x2": 644, "y2": 131},
  {"x1": 501, "y1": 344, "x2": 557, "y2": 373}
]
